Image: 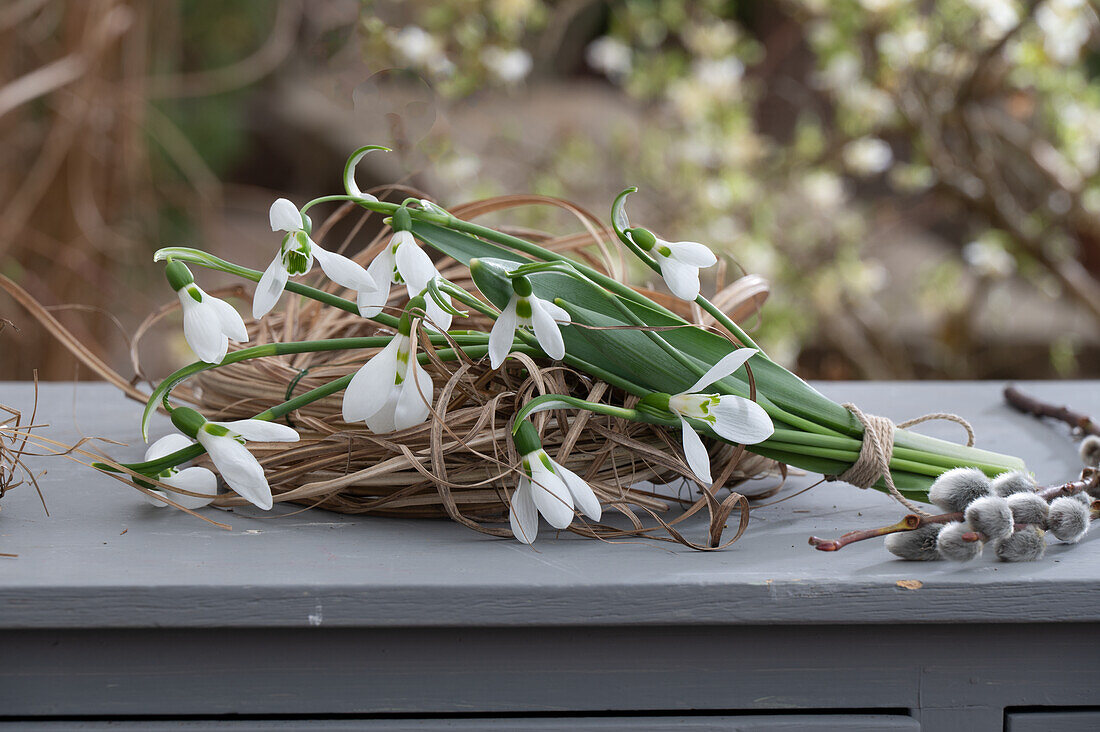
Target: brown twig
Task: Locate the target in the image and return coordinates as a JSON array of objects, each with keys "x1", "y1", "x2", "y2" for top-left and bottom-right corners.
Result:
[
  {"x1": 1004, "y1": 384, "x2": 1100, "y2": 437},
  {"x1": 809, "y1": 469, "x2": 1100, "y2": 551}
]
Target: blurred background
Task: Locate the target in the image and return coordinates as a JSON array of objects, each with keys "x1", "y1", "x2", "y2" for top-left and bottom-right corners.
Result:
[{"x1": 2, "y1": 0, "x2": 1099, "y2": 382}]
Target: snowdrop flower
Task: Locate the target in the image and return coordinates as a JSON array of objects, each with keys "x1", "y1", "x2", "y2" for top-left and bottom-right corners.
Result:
[
  {"x1": 626, "y1": 226, "x2": 718, "y2": 301},
  {"x1": 166, "y1": 261, "x2": 247, "y2": 364},
  {"x1": 254, "y1": 198, "x2": 376, "y2": 319},
  {"x1": 488, "y1": 275, "x2": 570, "y2": 368},
  {"x1": 141, "y1": 433, "x2": 217, "y2": 509},
  {"x1": 509, "y1": 421, "x2": 601, "y2": 544},
  {"x1": 170, "y1": 407, "x2": 299, "y2": 511},
  {"x1": 663, "y1": 348, "x2": 773, "y2": 485},
  {"x1": 358, "y1": 209, "x2": 453, "y2": 331},
  {"x1": 342, "y1": 299, "x2": 434, "y2": 433}
]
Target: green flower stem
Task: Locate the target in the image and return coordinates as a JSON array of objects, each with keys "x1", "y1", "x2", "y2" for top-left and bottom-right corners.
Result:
[
  {"x1": 512, "y1": 394, "x2": 672, "y2": 430},
  {"x1": 113, "y1": 342, "x2": 527, "y2": 477},
  {"x1": 153, "y1": 247, "x2": 400, "y2": 329}
]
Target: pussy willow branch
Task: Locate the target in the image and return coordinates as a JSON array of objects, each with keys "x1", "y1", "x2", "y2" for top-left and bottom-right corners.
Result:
[
  {"x1": 808, "y1": 469, "x2": 1100, "y2": 551},
  {"x1": 1004, "y1": 384, "x2": 1100, "y2": 438}
]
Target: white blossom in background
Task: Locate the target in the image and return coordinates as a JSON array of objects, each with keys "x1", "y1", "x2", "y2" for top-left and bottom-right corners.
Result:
[
  {"x1": 342, "y1": 331, "x2": 433, "y2": 433},
  {"x1": 254, "y1": 199, "x2": 376, "y2": 319},
  {"x1": 963, "y1": 240, "x2": 1015, "y2": 279},
  {"x1": 693, "y1": 56, "x2": 745, "y2": 99},
  {"x1": 509, "y1": 450, "x2": 601, "y2": 544},
  {"x1": 802, "y1": 171, "x2": 848, "y2": 211},
  {"x1": 842, "y1": 137, "x2": 894, "y2": 176},
  {"x1": 586, "y1": 36, "x2": 632, "y2": 79},
  {"x1": 481, "y1": 46, "x2": 532, "y2": 84},
  {"x1": 358, "y1": 230, "x2": 453, "y2": 332},
  {"x1": 141, "y1": 434, "x2": 217, "y2": 509},
  {"x1": 194, "y1": 419, "x2": 300, "y2": 510},
  {"x1": 1037, "y1": 0, "x2": 1092, "y2": 65},
  {"x1": 388, "y1": 25, "x2": 440, "y2": 66},
  {"x1": 966, "y1": 0, "x2": 1020, "y2": 39},
  {"x1": 666, "y1": 348, "x2": 774, "y2": 485},
  {"x1": 178, "y1": 284, "x2": 247, "y2": 365},
  {"x1": 488, "y1": 288, "x2": 570, "y2": 369}
]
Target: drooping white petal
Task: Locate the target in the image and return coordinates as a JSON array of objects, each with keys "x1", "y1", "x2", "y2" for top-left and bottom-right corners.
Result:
[
  {"x1": 358, "y1": 245, "x2": 397, "y2": 317},
  {"x1": 660, "y1": 256, "x2": 702, "y2": 301},
  {"x1": 181, "y1": 294, "x2": 229, "y2": 364},
  {"x1": 667, "y1": 239, "x2": 717, "y2": 267},
  {"x1": 684, "y1": 348, "x2": 758, "y2": 394},
  {"x1": 161, "y1": 466, "x2": 218, "y2": 509},
  {"x1": 422, "y1": 292, "x2": 453, "y2": 333},
  {"x1": 538, "y1": 297, "x2": 571, "y2": 323},
  {"x1": 145, "y1": 433, "x2": 196, "y2": 462},
  {"x1": 394, "y1": 234, "x2": 438, "y2": 294},
  {"x1": 364, "y1": 388, "x2": 400, "y2": 433},
  {"x1": 679, "y1": 417, "x2": 713, "y2": 485},
  {"x1": 342, "y1": 337, "x2": 401, "y2": 423},
  {"x1": 528, "y1": 456, "x2": 575, "y2": 529},
  {"x1": 312, "y1": 243, "x2": 376, "y2": 292},
  {"x1": 530, "y1": 299, "x2": 566, "y2": 360},
  {"x1": 393, "y1": 360, "x2": 433, "y2": 431},
  {"x1": 708, "y1": 396, "x2": 775, "y2": 445},
  {"x1": 554, "y1": 461, "x2": 601, "y2": 521},
  {"x1": 344, "y1": 147, "x2": 382, "y2": 202},
  {"x1": 269, "y1": 198, "x2": 303, "y2": 232},
  {"x1": 197, "y1": 432, "x2": 273, "y2": 510},
  {"x1": 488, "y1": 297, "x2": 519, "y2": 369},
  {"x1": 509, "y1": 477, "x2": 539, "y2": 544},
  {"x1": 213, "y1": 419, "x2": 300, "y2": 443},
  {"x1": 208, "y1": 295, "x2": 248, "y2": 343},
  {"x1": 253, "y1": 256, "x2": 289, "y2": 319}
]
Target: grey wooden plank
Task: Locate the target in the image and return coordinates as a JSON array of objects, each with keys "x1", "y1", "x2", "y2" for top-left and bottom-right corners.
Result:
[
  {"x1": 0, "y1": 717, "x2": 920, "y2": 731},
  {"x1": 1006, "y1": 711, "x2": 1100, "y2": 731},
  {"x1": 0, "y1": 381, "x2": 1097, "y2": 629}
]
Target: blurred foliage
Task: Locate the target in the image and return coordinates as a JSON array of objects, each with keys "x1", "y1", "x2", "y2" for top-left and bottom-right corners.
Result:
[{"x1": 361, "y1": 0, "x2": 1100, "y2": 378}]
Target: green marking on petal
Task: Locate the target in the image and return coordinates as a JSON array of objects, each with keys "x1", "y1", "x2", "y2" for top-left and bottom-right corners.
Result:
[
  {"x1": 516, "y1": 298, "x2": 533, "y2": 320},
  {"x1": 186, "y1": 285, "x2": 202, "y2": 303}
]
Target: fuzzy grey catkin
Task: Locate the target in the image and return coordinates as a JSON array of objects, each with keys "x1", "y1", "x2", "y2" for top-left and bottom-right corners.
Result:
[
  {"x1": 885, "y1": 524, "x2": 943, "y2": 561},
  {"x1": 1006, "y1": 492, "x2": 1049, "y2": 526},
  {"x1": 991, "y1": 471, "x2": 1034, "y2": 497},
  {"x1": 936, "y1": 521, "x2": 981, "y2": 561},
  {"x1": 928, "y1": 468, "x2": 992, "y2": 513},
  {"x1": 995, "y1": 527, "x2": 1046, "y2": 562},
  {"x1": 1080, "y1": 435, "x2": 1100, "y2": 467},
  {"x1": 964, "y1": 495, "x2": 1014, "y2": 541},
  {"x1": 1048, "y1": 496, "x2": 1091, "y2": 543},
  {"x1": 1070, "y1": 492, "x2": 1093, "y2": 508}
]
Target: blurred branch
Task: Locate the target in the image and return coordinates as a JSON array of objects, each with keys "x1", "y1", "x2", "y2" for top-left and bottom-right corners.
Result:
[{"x1": 146, "y1": 0, "x2": 301, "y2": 98}]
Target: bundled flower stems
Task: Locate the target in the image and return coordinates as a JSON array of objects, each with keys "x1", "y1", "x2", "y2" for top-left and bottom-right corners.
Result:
[{"x1": 86, "y1": 144, "x2": 1043, "y2": 551}]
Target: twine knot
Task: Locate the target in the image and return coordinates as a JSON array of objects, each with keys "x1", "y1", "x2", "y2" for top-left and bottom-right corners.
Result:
[{"x1": 830, "y1": 403, "x2": 975, "y2": 516}]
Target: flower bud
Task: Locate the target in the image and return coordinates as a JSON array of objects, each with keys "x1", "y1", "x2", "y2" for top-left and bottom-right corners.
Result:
[
  {"x1": 626, "y1": 227, "x2": 656, "y2": 251},
  {"x1": 165, "y1": 260, "x2": 195, "y2": 292},
  {"x1": 884, "y1": 523, "x2": 942, "y2": 561},
  {"x1": 964, "y1": 495, "x2": 1013, "y2": 541},
  {"x1": 991, "y1": 471, "x2": 1034, "y2": 497},
  {"x1": 936, "y1": 521, "x2": 981, "y2": 562},
  {"x1": 928, "y1": 467, "x2": 992, "y2": 513},
  {"x1": 995, "y1": 527, "x2": 1046, "y2": 562},
  {"x1": 1048, "y1": 496, "x2": 1090, "y2": 543},
  {"x1": 1080, "y1": 435, "x2": 1100, "y2": 467},
  {"x1": 1006, "y1": 492, "x2": 1049, "y2": 526}
]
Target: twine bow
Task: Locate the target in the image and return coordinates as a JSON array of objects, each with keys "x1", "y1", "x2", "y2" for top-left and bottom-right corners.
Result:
[{"x1": 831, "y1": 403, "x2": 975, "y2": 516}]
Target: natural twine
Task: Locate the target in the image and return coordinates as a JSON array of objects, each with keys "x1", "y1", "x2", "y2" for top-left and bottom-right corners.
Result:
[{"x1": 832, "y1": 403, "x2": 975, "y2": 516}]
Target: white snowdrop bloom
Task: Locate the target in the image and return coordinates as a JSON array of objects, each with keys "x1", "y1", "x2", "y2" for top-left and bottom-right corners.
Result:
[
  {"x1": 665, "y1": 348, "x2": 774, "y2": 485},
  {"x1": 169, "y1": 408, "x2": 299, "y2": 511},
  {"x1": 488, "y1": 276, "x2": 570, "y2": 369},
  {"x1": 254, "y1": 198, "x2": 376, "y2": 319},
  {"x1": 342, "y1": 328, "x2": 433, "y2": 434},
  {"x1": 141, "y1": 433, "x2": 217, "y2": 510},
  {"x1": 627, "y1": 227, "x2": 718, "y2": 302},
  {"x1": 842, "y1": 137, "x2": 894, "y2": 176},
  {"x1": 586, "y1": 36, "x2": 632, "y2": 78},
  {"x1": 166, "y1": 261, "x2": 248, "y2": 365},
  {"x1": 509, "y1": 424, "x2": 601, "y2": 544},
  {"x1": 481, "y1": 46, "x2": 533, "y2": 84},
  {"x1": 358, "y1": 228, "x2": 453, "y2": 332}
]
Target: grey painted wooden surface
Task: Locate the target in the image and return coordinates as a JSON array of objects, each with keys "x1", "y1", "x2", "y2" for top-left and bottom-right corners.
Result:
[
  {"x1": 1, "y1": 381, "x2": 1098, "y2": 630},
  {"x1": 3, "y1": 381, "x2": 1100, "y2": 730}
]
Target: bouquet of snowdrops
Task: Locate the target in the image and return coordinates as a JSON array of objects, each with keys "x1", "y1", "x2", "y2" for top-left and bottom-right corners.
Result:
[{"x1": 99, "y1": 145, "x2": 1029, "y2": 546}]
